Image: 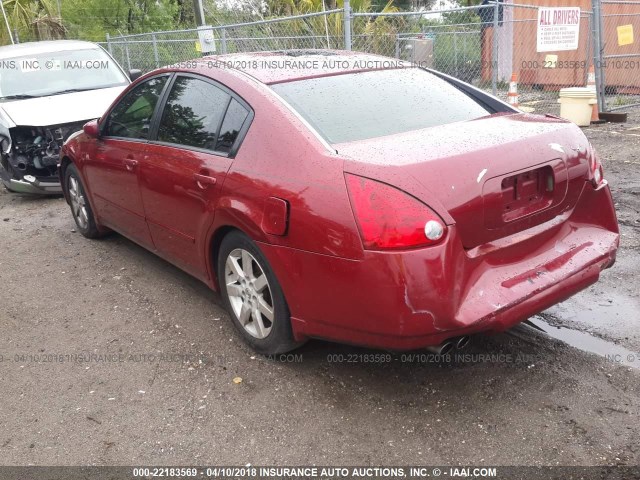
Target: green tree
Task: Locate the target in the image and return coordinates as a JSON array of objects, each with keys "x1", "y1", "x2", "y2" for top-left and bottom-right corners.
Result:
[
  {"x1": 1, "y1": 0, "x2": 64, "y2": 44},
  {"x1": 61, "y1": 0, "x2": 180, "y2": 42}
]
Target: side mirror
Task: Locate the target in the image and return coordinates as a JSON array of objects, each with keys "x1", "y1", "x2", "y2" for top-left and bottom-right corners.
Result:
[
  {"x1": 83, "y1": 119, "x2": 100, "y2": 138},
  {"x1": 129, "y1": 69, "x2": 142, "y2": 81}
]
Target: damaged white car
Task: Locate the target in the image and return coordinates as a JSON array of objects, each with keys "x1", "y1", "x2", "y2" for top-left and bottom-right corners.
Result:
[{"x1": 0, "y1": 40, "x2": 136, "y2": 194}]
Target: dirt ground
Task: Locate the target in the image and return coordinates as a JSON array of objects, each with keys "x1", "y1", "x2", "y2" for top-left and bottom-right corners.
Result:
[{"x1": 0, "y1": 111, "x2": 639, "y2": 469}]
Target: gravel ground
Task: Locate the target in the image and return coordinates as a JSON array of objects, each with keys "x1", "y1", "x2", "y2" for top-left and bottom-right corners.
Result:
[
  {"x1": 0, "y1": 112, "x2": 639, "y2": 468},
  {"x1": 541, "y1": 110, "x2": 640, "y2": 352}
]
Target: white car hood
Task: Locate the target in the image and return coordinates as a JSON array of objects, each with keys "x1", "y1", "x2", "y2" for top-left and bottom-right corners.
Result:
[{"x1": 1, "y1": 85, "x2": 126, "y2": 127}]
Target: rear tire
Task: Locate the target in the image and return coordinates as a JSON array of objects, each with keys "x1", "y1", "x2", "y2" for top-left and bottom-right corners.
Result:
[
  {"x1": 64, "y1": 164, "x2": 101, "y2": 239},
  {"x1": 217, "y1": 230, "x2": 302, "y2": 355}
]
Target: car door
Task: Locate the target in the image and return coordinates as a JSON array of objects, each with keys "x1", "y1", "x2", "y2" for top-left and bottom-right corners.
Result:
[
  {"x1": 139, "y1": 74, "x2": 253, "y2": 279},
  {"x1": 84, "y1": 74, "x2": 170, "y2": 249}
]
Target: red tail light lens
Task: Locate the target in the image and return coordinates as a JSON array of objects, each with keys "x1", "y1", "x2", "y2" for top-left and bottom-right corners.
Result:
[{"x1": 345, "y1": 173, "x2": 447, "y2": 250}]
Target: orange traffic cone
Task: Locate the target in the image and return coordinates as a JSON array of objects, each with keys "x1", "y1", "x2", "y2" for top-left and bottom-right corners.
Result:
[
  {"x1": 587, "y1": 64, "x2": 600, "y2": 122},
  {"x1": 508, "y1": 73, "x2": 519, "y2": 109}
]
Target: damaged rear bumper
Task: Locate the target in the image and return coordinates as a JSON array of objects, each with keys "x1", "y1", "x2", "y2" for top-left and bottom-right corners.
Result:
[{"x1": 258, "y1": 181, "x2": 620, "y2": 350}]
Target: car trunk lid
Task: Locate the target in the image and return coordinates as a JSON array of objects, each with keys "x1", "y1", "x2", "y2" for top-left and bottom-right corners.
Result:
[{"x1": 338, "y1": 113, "x2": 591, "y2": 249}]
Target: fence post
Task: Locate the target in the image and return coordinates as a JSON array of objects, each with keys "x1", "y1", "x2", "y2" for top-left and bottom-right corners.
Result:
[
  {"x1": 592, "y1": 0, "x2": 606, "y2": 112},
  {"x1": 584, "y1": 13, "x2": 592, "y2": 85},
  {"x1": 463, "y1": 33, "x2": 467, "y2": 71},
  {"x1": 343, "y1": 0, "x2": 352, "y2": 51},
  {"x1": 491, "y1": 0, "x2": 499, "y2": 96},
  {"x1": 597, "y1": 0, "x2": 607, "y2": 112},
  {"x1": 105, "y1": 33, "x2": 113, "y2": 55},
  {"x1": 453, "y1": 32, "x2": 458, "y2": 77},
  {"x1": 124, "y1": 39, "x2": 132, "y2": 71},
  {"x1": 221, "y1": 28, "x2": 228, "y2": 54},
  {"x1": 152, "y1": 33, "x2": 160, "y2": 68}
]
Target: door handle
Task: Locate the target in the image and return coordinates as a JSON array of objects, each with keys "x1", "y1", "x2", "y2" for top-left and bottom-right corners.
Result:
[
  {"x1": 194, "y1": 173, "x2": 217, "y2": 189},
  {"x1": 124, "y1": 158, "x2": 138, "y2": 171}
]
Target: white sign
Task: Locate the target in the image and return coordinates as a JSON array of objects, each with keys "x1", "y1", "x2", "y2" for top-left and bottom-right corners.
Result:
[
  {"x1": 537, "y1": 7, "x2": 581, "y2": 52},
  {"x1": 197, "y1": 25, "x2": 216, "y2": 54}
]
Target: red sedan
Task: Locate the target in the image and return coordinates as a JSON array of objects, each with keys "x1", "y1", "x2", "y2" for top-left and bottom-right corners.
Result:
[{"x1": 60, "y1": 51, "x2": 619, "y2": 355}]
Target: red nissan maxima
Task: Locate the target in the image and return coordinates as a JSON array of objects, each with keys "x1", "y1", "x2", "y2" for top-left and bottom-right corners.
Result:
[{"x1": 60, "y1": 51, "x2": 619, "y2": 355}]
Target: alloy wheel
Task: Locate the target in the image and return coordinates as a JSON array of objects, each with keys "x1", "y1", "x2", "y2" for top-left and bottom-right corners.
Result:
[
  {"x1": 68, "y1": 176, "x2": 89, "y2": 230},
  {"x1": 224, "y1": 248, "x2": 275, "y2": 339}
]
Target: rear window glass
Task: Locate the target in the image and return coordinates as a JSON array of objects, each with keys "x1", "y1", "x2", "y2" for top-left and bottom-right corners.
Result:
[
  {"x1": 216, "y1": 98, "x2": 249, "y2": 153},
  {"x1": 157, "y1": 76, "x2": 230, "y2": 151},
  {"x1": 271, "y1": 68, "x2": 490, "y2": 144}
]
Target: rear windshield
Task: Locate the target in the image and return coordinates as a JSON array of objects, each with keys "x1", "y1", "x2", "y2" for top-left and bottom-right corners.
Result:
[{"x1": 271, "y1": 68, "x2": 490, "y2": 144}]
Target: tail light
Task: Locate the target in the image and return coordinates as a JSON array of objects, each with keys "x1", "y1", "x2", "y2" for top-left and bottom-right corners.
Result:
[
  {"x1": 345, "y1": 173, "x2": 447, "y2": 250},
  {"x1": 588, "y1": 144, "x2": 605, "y2": 188}
]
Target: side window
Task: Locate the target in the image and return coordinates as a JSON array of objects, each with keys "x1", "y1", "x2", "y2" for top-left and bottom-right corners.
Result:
[
  {"x1": 216, "y1": 99, "x2": 249, "y2": 154},
  {"x1": 103, "y1": 76, "x2": 167, "y2": 139},
  {"x1": 157, "y1": 76, "x2": 230, "y2": 151}
]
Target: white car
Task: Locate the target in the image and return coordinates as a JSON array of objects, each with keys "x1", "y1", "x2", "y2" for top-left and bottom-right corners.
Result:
[{"x1": 0, "y1": 40, "x2": 136, "y2": 194}]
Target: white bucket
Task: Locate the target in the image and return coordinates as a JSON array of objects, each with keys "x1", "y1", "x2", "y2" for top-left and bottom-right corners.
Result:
[{"x1": 557, "y1": 87, "x2": 597, "y2": 127}]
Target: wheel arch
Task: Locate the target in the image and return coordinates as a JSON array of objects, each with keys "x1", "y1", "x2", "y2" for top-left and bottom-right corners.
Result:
[
  {"x1": 208, "y1": 225, "x2": 240, "y2": 291},
  {"x1": 206, "y1": 197, "x2": 277, "y2": 288}
]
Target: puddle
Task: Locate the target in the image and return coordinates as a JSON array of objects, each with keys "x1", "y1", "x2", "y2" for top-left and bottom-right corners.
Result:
[
  {"x1": 544, "y1": 292, "x2": 640, "y2": 334},
  {"x1": 527, "y1": 317, "x2": 640, "y2": 370}
]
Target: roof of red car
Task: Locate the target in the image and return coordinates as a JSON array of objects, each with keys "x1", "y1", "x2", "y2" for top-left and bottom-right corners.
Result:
[{"x1": 200, "y1": 50, "x2": 408, "y2": 85}]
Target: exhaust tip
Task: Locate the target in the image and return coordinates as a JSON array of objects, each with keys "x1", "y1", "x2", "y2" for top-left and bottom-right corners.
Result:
[
  {"x1": 440, "y1": 341, "x2": 454, "y2": 356},
  {"x1": 456, "y1": 336, "x2": 470, "y2": 350},
  {"x1": 426, "y1": 341, "x2": 454, "y2": 356}
]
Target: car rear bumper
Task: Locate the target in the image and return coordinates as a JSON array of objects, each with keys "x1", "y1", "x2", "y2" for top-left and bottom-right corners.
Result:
[{"x1": 259, "y1": 181, "x2": 619, "y2": 350}]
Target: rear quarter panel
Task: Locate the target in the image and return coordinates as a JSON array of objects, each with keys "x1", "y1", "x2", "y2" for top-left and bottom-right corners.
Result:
[{"x1": 198, "y1": 66, "x2": 364, "y2": 266}]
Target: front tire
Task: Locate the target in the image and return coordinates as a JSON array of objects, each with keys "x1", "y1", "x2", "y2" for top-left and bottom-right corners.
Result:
[
  {"x1": 217, "y1": 230, "x2": 302, "y2": 355},
  {"x1": 64, "y1": 164, "x2": 101, "y2": 239}
]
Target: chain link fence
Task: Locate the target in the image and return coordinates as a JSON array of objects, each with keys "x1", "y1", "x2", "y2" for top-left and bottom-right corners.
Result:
[
  {"x1": 599, "y1": 0, "x2": 640, "y2": 111},
  {"x1": 103, "y1": 0, "x2": 640, "y2": 117},
  {"x1": 103, "y1": 10, "x2": 345, "y2": 73},
  {"x1": 497, "y1": 4, "x2": 593, "y2": 115}
]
